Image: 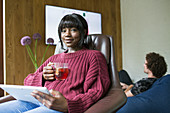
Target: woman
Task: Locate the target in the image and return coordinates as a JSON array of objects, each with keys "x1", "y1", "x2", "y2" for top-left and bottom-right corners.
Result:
[{"x1": 0, "y1": 13, "x2": 110, "y2": 113}]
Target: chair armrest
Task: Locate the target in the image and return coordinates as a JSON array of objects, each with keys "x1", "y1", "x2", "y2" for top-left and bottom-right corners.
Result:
[
  {"x1": 0, "y1": 95, "x2": 16, "y2": 103},
  {"x1": 85, "y1": 88, "x2": 127, "y2": 113}
]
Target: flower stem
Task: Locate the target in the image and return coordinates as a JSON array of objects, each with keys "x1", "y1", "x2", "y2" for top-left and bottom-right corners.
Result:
[
  {"x1": 34, "y1": 40, "x2": 38, "y2": 68},
  {"x1": 26, "y1": 45, "x2": 38, "y2": 70},
  {"x1": 26, "y1": 45, "x2": 36, "y2": 67},
  {"x1": 35, "y1": 40, "x2": 37, "y2": 63},
  {"x1": 27, "y1": 45, "x2": 36, "y2": 62},
  {"x1": 40, "y1": 44, "x2": 50, "y2": 65}
]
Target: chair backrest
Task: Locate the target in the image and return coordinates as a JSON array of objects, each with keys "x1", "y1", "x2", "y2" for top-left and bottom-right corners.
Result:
[{"x1": 85, "y1": 34, "x2": 121, "y2": 88}]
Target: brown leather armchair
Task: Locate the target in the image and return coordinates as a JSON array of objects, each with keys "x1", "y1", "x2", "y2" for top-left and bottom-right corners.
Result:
[{"x1": 84, "y1": 34, "x2": 127, "y2": 113}]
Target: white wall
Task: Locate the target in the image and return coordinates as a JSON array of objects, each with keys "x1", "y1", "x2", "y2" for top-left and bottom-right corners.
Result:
[{"x1": 121, "y1": 0, "x2": 170, "y2": 82}]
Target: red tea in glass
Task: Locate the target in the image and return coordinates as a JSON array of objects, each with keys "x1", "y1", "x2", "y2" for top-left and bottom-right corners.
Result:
[{"x1": 54, "y1": 63, "x2": 69, "y2": 80}]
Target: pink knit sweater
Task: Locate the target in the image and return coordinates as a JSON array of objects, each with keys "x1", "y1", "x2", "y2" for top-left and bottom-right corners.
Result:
[{"x1": 24, "y1": 48, "x2": 111, "y2": 113}]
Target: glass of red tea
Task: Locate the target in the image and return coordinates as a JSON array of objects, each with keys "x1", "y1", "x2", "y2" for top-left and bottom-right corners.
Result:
[{"x1": 53, "y1": 63, "x2": 69, "y2": 80}]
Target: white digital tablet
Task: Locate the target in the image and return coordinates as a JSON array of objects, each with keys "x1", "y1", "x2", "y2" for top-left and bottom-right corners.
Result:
[{"x1": 0, "y1": 84, "x2": 50, "y2": 105}]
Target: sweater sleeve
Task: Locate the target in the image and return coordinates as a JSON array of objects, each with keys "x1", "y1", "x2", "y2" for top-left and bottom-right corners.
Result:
[
  {"x1": 67, "y1": 51, "x2": 111, "y2": 113},
  {"x1": 24, "y1": 56, "x2": 55, "y2": 86}
]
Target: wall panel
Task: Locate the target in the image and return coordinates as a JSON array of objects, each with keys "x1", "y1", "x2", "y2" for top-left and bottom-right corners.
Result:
[
  {"x1": 5, "y1": 0, "x2": 122, "y2": 85},
  {"x1": 0, "y1": 0, "x2": 4, "y2": 96}
]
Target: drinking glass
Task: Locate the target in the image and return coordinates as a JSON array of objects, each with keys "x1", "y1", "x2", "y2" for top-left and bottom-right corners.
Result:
[{"x1": 53, "y1": 63, "x2": 69, "y2": 80}]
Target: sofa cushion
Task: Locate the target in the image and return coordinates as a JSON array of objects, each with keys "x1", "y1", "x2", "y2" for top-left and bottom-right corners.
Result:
[{"x1": 117, "y1": 74, "x2": 170, "y2": 113}]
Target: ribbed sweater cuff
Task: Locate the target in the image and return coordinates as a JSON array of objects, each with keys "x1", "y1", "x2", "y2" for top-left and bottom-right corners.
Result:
[
  {"x1": 67, "y1": 99, "x2": 85, "y2": 113},
  {"x1": 24, "y1": 72, "x2": 43, "y2": 86},
  {"x1": 34, "y1": 72, "x2": 43, "y2": 86}
]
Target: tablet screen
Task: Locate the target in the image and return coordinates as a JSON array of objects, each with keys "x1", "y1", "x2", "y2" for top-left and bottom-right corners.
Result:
[{"x1": 0, "y1": 84, "x2": 50, "y2": 105}]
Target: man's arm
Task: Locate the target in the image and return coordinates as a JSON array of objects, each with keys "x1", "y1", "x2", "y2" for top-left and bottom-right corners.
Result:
[{"x1": 124, "y1": 85, "x2": 134, "y2": 97}]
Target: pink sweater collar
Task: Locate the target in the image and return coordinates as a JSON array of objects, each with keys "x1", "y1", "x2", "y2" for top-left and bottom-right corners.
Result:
[{"x1": 61, "y1": 48, "x2": 88, "y2": 58}]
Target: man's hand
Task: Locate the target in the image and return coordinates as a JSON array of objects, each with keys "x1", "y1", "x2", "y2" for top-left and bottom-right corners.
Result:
[{"x1": 120, "y1": 82, "x2": 129, "y2": 90}]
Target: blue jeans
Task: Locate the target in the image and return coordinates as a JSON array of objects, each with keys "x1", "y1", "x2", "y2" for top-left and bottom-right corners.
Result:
[{"x1": 0, "y1": 100, "x2": 63, "y2": 113}]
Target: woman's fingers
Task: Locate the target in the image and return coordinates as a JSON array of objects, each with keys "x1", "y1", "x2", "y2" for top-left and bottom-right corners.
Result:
[
  {"x1": 31, "y1": 90, "x2": 68, "y2": 112},
  {"x1": 47, "y1": 62, "x2": 54, "y2": 66},
  {"x1": 43, "y1": 74, "x2": 55, "y2": 80},
  {"x1": 49, "y1": 89, "x2": 62, "y2": 97},
  {"x1": 31, "y1": 90, "x2": 52, "y2": 106},
  {"x1": 43, "y1": 65, "x2": 55, "y2": 80},
  {"x1": 43, "y1": 66, "x2": 54, "y2": 73},
  {"x1": 31, "y1": 90, "x2": 43, "y2": 103}
]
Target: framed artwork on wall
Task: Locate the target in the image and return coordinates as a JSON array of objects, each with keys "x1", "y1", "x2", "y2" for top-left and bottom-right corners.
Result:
[{"x1": 45, "y1": 5, "x2": 102, "y2": 45}]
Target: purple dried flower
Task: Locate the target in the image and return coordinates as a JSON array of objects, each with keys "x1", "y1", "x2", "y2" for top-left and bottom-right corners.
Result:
[
  {"x1": 20, "y1": 36, "x2": 32, "y2": 46},
  {"x1": 47, "y1": 38, "x2": 54, "y2": 45},
  {"x1": 32, "y1": 33, "x2": 42, "y2": 40}
]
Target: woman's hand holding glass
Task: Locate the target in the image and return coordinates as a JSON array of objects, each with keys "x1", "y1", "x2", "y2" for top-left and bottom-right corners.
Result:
[{"x1": 43, "y1": 62, "x2": 55, "y2": 80}]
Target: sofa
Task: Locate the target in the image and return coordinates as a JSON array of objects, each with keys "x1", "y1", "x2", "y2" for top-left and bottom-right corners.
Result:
[{"x1": 117, "y1": 74, "x2": 170, "y2": 113}]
